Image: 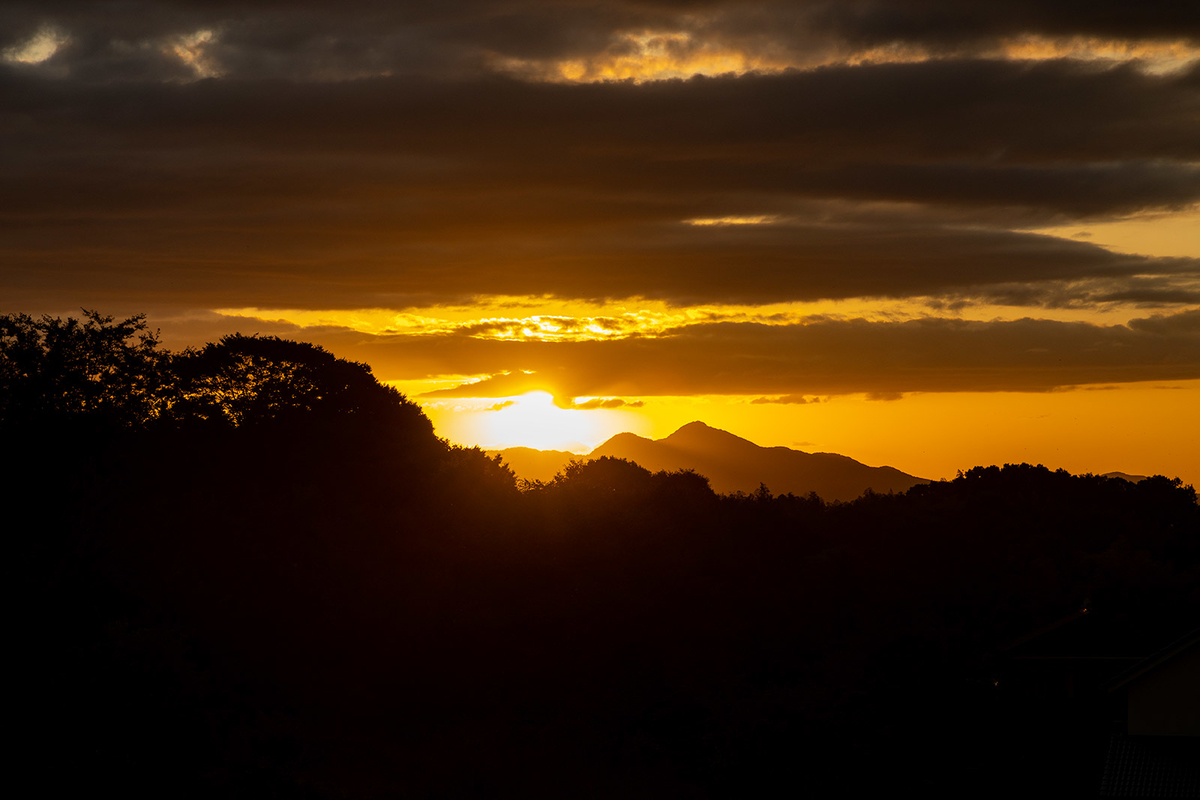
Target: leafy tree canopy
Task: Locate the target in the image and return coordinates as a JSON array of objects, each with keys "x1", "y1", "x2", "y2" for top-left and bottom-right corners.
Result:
[
  {"x1": 0, "y1": 310, "x2": 168, "y2": 428},
  {"x1": 169, "y1": 333, "x2": 429, "y2": 432},
  {"x1": 0, "y1": 311, "x2": 431, "y2": 438}
]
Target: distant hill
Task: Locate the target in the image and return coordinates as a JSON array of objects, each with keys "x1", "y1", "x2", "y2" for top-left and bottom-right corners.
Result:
[
  {"x1": 494, "y1": 421, "x2": 927, "y2": 501},
  {"x1": 1102, "y1": 471, "x2": 1149, "y2": 483},
  {"x1": 486, "y1": 446, "x2": 582, "y2": 483}
]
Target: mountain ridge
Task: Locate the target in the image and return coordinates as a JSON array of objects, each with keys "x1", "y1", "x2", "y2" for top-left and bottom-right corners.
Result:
[{"x1": 492, "y1": 421, "x2": 928, "y2": 501}]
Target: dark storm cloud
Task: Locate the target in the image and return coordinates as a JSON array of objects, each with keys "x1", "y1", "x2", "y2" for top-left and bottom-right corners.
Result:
[
  {"x1": 2, "y1": 60, "x2": 1197, "y2": 310},
  {"x1": 3, "y1": 2, "x2": 1196, "y2": 84},
  {"x1": 6, "y1": 60, "x2": 1196, "y2": 165},
  {"x1": 798, "y1": 1, "x2": 1200, "y2": 48},
  {"x1": 399, "y1": 310, "x2": 1200, "y2": 399}
]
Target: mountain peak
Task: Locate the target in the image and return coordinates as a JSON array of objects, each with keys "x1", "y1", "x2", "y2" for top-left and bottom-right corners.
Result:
[
  {"x1": 664, "y1": 421, "x2": 756, "y2": 449},
  {"x1": 594, "y1": 430, "x2": 651, "y2": 450},
  {"x1": 502, "y1": 422, "x2": 927, "y2": 501},
  {"x1": 592, "y1": 421, "x2": 926, "y2": 501}
]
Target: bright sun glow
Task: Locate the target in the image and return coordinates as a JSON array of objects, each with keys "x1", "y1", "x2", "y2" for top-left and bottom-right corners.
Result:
[{"x1": 478, "y1": 391, "x2": 604, "y2": 452}]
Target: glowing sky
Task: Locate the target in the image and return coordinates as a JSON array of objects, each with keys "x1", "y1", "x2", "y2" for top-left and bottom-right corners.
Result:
[{"x1": 2, "y1": 1, "x2": 1198, "y2": 484}]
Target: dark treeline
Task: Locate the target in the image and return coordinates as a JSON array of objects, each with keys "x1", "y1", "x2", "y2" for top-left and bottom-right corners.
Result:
[{"x1": 5, "y1": 312, "x2": 1198, "y2": 797}]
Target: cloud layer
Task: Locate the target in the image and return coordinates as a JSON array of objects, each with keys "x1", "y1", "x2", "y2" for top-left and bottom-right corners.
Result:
[
  {"x1": 3, "y1": 60, "x2": 1198, "y2": 310},
  {"x1": 385, "y1": 310, "x2": 1200, "y2": 399},
  {"x1": 2, "y1": 1, "x2": 1196, "y2": 399},
  {"x1": 3, "y1": 2, "x2": 1197, "y2": 83}
]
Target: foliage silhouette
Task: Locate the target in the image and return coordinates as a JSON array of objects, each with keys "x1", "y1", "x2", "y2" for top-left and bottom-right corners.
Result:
[
  {"x1": 0, "y1": 310, "x2": 169, "y2": 428},
  {"x1": 167, "y1": 334, "x2": 431, "y2": 431},
  {"x1": 6, "y1": 311, "x2": 1198, "y2": 798}
]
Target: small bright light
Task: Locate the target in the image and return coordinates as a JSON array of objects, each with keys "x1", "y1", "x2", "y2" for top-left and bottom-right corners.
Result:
[{"x1": 3, "y1": 26, "x2": 69, "y2": 65}]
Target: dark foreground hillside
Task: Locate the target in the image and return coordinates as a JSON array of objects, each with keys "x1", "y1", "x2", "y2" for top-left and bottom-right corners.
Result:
[{"x1": 6, "y1": 313, "x2": 1199, "y2": 797}]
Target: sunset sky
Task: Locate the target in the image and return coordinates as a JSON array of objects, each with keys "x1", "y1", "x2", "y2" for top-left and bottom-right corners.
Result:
[{"x1": 3, "y1": 1, "x2": 1198, "y2": 484}]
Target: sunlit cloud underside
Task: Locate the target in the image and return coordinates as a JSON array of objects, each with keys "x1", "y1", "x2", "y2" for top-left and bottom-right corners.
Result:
[{"x1": 7, "y1": 19, "x2": 1197, "y2": 83}]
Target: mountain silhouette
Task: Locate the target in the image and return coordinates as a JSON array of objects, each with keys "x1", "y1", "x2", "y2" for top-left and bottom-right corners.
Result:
[
  {"x1": 494, "y1": 421, "x2": 927, "y2": 501},
  {"x1": 1101, "y1": 471, "x2": 1148, "y2": 483}
]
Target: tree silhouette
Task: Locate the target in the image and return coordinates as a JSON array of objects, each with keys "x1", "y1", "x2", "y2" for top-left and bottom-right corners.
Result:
[
  {"x1": 551, "y1": 455, "x2": 654, "y2": 493},
  {"x1": 167, "y1": 333, "x2": 431, "y2": 433},
  {"x1": 8, "y1": 310, "x2": 1198, "y2": 798},
  {"x1": 0, "y1": 310, "x2": 168, "y2": 428}
]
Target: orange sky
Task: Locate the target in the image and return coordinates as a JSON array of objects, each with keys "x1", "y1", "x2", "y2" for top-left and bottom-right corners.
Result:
[
  {"x1": 3, "y1": 1, "x2": 1198, "y2": 486},
  {"x1": 414, "y1": 382, "x2": 1200, "y2": 485}
]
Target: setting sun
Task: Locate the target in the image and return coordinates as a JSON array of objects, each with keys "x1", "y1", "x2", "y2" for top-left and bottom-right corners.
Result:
[{"x1": 478, "y1": 391, "x2": 603, "y2": 452}]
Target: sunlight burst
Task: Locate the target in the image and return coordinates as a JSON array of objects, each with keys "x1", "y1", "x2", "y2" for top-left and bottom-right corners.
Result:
[{"x1": 479, "y1": 391, "x2": 602, "y2": 452}]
